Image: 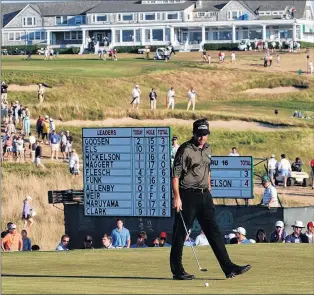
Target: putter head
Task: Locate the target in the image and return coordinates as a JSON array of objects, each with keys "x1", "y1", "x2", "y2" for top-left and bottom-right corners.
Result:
[{"x1": 200, "y1": 268, "x2": 208, "y2": 272}]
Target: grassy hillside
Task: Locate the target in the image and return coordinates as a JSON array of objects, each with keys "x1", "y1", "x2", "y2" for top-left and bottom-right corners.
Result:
[
  {"x1": 2, "y1": 54, "x2": 314, "y2": 125},
  {"x1": 2, "y1": 245, "x2": 313, "y2": 294}
]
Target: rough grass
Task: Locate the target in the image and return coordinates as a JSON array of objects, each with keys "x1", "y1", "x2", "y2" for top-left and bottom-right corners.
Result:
[
  {"x1": 2, "y1": 245, "x2": 314, "y2": 294},
  {"x1": 2, "y1": 55, "x2": 314, "y2": 125}
]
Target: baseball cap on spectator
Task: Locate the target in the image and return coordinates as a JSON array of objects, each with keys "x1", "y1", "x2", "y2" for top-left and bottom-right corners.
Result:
[
  {"x1": 172, "y1": 136, "x2": 178, "y2": 141},
  {"x1": 66, "y1": 130, "x2": 70, "y2": 133},
  {"x1": 160, "y1": 232, "x2": 167, "y2": 239},
  {"x1": 271, "y1": 154, "x2": 275, "y2": 158},
  {"x1": 9, "y1": 224, "x2": 17, "y2": 230},
  {"x1": 50, "y1": 118, "x2": 53, "y2": 121},
  {"x1": 24, "y1": 196, "x2": 32, "y2": 201},
  {"x1": 6, "y1": 222, "x2": 13, "y2": 229},
  {"x1": 233, "y1": 227, "x2": 246, "y2": 236},
  {"x1": 291, "y1": 221, "x2": 305, "y2": 228},
  {"x1": 275, "y1": 221, "x2": 284, "y2": 228},
  {"x1": 45, "y1": 115, "x2": 49, "y2": 119},
  {"x1": 261, "y1": 175, "x2": 270, "y2": 184},
  {"x1": 307, "y1": 221, "x2": 314, "y2": 229}
]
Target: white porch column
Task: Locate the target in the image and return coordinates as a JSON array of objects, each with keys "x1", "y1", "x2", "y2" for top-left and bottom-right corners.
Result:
[
  {"x1": 111, "y1": 28, "x2": 115, "y2": 46},
  {"x1": 201, "y1": 25, "x2": 206, "y2": 44},
  {"x1": 46, "y1": 30, "x2": 51, "y2": 45},
  {"x1": 170, "y1": 26, "x2": 175, "y2": 44},
  {"x1": 141, "y1": 28, "x2": 145, "y2": 45},
  {"x1": 232, "y1": 24, "x2": 236, "y2": 43},
  {"x1": 293, "y1": 23, "x2": 297, "y2": 41},
  {"x1": 82, "y1": 29, "x2": 86, "y2": 47},
  {"x1": 299, "y1": 24, "x2": 303, "y2": 41},
  {"x1": 262, "y1": 24, "x2": 267, "y2": 41}
]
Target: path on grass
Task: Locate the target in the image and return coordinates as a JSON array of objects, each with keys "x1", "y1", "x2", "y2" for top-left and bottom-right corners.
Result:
[{"x1": 30, "y1": 118, "x2": 289, "y2": 132}]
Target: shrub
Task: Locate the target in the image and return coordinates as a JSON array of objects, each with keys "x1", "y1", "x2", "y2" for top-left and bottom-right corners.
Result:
[{"x1": 204, "y1": 43, "x2": 239, "y2": 51}]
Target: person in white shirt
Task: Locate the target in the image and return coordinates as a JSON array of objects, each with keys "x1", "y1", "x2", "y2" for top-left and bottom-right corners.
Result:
[
  {"x1": 309, "y1": 60, "x2": 313, "y2": 74},
  {"x1": 171, "y1": 136, "x2": 179, "y2": 167},
  {"x1": 305, "y1": 221, "x2": 314, "y2": 243},
  {"x1": 69, "y1": 149, "x2": 80, "y2": 178},
  {"x1": 268, "y1": 154, "x2": 278, "y2": 184},
  {"x1": 278, "y1": 154, "x2": 291, "y2": 187},
  {"x1": 187, "y1": 87, "x2": 196, "y2": 111},
  {"x1": 231, "y1": 52, "x2": 236, "y2": 62},
  {"x1": 167, "y1": 87, "x2": 175, "y2": 110},
  {"x1": 195, "y1": 230, "x2": 209, "y2": 246},
  {"x1": 228, "y1": 147, "x2": 239, "y2": 156},
  {"x1": 28, "y1": 132, "x2": 36, "y2": 162},
  {"x1": 261, "y1": 176, "x2": 279, "y2": 208},
  {"x1": 131, "y1": 85, "x2": 141, "y2": 110}
]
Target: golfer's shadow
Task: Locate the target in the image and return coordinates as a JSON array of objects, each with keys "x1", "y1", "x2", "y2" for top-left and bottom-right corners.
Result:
[{"x1": 2, "y1": 273, "x2": 224, "y2": 281}]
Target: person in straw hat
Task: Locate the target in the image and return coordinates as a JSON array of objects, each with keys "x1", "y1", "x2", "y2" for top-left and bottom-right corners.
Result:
[
  {"x1": 22, "y1": 196, "x2": 35, "y2": 229},
  {"x1": 285, "y1": 221, "x2": 309, "y2": 243}
]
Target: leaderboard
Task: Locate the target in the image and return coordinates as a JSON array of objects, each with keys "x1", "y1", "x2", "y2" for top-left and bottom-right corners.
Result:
[
  {"x1": 210, "y1": 156, "x2": 254, "y2": 199},
  {"x1": 82, "y1": 127, "x2": 171, "y2": 217}
]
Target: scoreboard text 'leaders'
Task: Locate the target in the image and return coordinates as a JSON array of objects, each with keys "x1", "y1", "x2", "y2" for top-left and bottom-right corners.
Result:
[{"x1": 82, "y1": 127, "x2": 172, "y2": 217}]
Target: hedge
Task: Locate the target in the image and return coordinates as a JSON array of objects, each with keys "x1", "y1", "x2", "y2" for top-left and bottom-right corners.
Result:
[
  {"x1": 299, "y1": 41, "x2": 314, "y2": 48},
  {"x1": 1, "y1": 45, "x2": 81, "y2": 54},
  {"x1": 203, "y1": 43, "x2": 238, "y2": 51}
]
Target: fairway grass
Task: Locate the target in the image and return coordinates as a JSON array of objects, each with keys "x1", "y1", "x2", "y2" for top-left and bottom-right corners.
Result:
[{"x1": 2, "y1": 245, "x2": 313, "y2": 294}]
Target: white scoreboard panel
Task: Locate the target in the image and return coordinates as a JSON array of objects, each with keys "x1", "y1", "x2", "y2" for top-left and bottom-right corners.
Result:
[
  {"x1": 82, "y1": 127, "x2": 171, "y2": 217},
  {"x1": 210, "y1": 156, "x2": 254, "y2": 199}
]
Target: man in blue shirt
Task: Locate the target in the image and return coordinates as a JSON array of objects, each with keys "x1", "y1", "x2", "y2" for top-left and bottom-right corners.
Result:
[
  {"x1": 130, "y1": 231, "x2": 148, "y2": 248},
  {"x1": 269, "y1": 221, "x2": 287, "y2": 243},
  {"x1": 111, "y1": 219, "x2": 131, "y2": 248},
  {"x1": 233, "y1": 227, "x2": 252, "y2": 244},
  {"x1": 285, "y1": 221, "x2": 309, "y2": 243},
  {"x1": 49, "y1": 130, "x2": 61, "y2": 160}
]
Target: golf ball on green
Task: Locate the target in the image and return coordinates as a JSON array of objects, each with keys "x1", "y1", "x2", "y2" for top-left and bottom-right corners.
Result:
[{"x1": 205, "y1": 283, "x2": 209, "y2": 287}]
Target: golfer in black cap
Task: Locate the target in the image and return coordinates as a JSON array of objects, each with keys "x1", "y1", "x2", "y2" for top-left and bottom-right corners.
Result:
[{"x1": 170, "y1": 118, "x2": 251, "y2": 280}]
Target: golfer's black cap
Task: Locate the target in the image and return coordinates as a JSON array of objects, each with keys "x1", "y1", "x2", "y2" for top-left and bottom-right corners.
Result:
[{"x1": 193, "y1": 119, "x2": 210, "y2": 136}]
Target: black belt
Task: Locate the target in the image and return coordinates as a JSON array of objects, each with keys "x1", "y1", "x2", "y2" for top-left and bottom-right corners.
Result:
[{"x1": 181, "y1": 188, "x2": 209, "y2": 193}]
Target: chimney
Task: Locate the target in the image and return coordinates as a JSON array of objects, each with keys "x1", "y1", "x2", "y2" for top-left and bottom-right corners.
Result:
[{"x1": 196, "y1": 0, "x2": 203, "y2": 8}]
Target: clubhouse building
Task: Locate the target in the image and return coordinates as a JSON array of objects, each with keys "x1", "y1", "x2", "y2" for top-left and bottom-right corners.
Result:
[{"x1": 1, "y1": 0, "x2": 314, "y2": 51}]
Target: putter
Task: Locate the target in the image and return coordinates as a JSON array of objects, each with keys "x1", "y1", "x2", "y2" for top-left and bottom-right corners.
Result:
[{"x1": 179, "y1": 211, "x2": 208, "y2": 272}]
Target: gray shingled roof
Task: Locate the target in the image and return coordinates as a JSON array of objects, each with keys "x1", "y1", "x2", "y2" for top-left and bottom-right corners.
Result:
[
  {"x1": 87, "y1": 1, "x2": 194, "y2": 13},
  {"x1": 243, "y1": 1, "x2": 306, "y2": 18},
  {"x1": 1, "y1": 3, "x2": 26, "y2": 26}
]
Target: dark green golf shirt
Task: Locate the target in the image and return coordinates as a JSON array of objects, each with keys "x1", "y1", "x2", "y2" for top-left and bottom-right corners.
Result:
[{"x1": 172, "y1": 139, "x2": 212, "y2": 189}]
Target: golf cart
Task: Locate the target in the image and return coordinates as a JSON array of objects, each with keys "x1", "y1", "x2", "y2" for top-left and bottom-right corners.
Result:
[
  {"x1": 274, "y1": 171, "x2": 310, "y2": 187},
  {"x1": 238, "y1": 39, "x2": 252, "y2": 51},
  {"x1": 153, "y1": 47, "x2": 169, "y2": 60}
]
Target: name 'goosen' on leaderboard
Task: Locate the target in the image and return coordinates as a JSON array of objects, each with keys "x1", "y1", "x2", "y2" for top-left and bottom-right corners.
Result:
[{"x1": 84, "y1": 138, "x2": 110, "y2": 145}]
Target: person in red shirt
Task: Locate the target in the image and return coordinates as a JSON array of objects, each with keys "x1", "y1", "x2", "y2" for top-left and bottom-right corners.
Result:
[{"x1": 310, "y1": 158, "x2": 314, "y2": 189}]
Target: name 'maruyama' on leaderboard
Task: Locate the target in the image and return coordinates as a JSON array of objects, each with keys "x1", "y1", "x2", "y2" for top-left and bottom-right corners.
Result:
[{"x1": 82, "y1": 127, "x2": 172, "y2": 217}]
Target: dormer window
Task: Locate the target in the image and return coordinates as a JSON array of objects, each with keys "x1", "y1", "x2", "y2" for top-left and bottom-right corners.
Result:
[
  {"x1": 56, "y1": 16, "x2": 68, "y2": 25},
  {"x1": 23, "y1": 17, "x2": 36, "y2": 26},
  {"x1": 75, "y1": 16, "x2": 83, "y2": 24}
]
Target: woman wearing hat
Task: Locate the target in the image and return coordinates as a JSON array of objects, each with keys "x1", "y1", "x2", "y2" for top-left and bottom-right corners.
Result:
[
  {"x1": 22, "y1": 196, "x2": 35, "y2": 229},
  {"x1": 285, "y1": 221, "x2": 309, "y2": 243}
]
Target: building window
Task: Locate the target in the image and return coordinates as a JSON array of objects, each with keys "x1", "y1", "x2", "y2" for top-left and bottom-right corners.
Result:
[
  {"x1": 9, "y1": 33, "x2": 14, "y2": 41},
  {"x1": 228, "y1": 11, "x2": 242, "y2": 20},
  {"x1": 145, "y1": 13, "x2": 155, "y2": 21},
  {"x1": 15, "y1": 32, "x2": 21, "y2": 40},
  {"x1": 23, "y1": 17, "x2": 36, "y2": 26},
  {"x1": 122, "y1": 30, "x2": 134, "y2": 42},
  {"x1": 96, "y1": 15, "x2": 107, "y2": 22},
  {"x1": 165, "y1": 28, "x2": 170, "y2": 42},
  {"x1": 56, "y1": 16, "x2": 68, "y2": 25},
  {"x1": 71, "y1": 31, "x2": 77, "y2": 40},
  {"x1": 122, "y1": 14, "x2": 133, "y2": 21},
  {"x1": 152, "y1": 29, "x2": 163, "y2": 41},
  {"x1": 145, "y1": 29, "x2": 150, "y2": 42},
  {"x1": 78, "y1": 31, "x2": 82, "y2": 39},
  {"x1": 139, "y1": 13, "x2": 143, "y2": 21},
  {"x1": 197, "y1": 12, "x2": 205, "y2": 17},
  {"x1": 167, "y1": 13, "x2": 178, "y2": 20},
  {"x1": 157, "y1": 13, "x2": 161, "y2": 20},
  {"x1": 75, "y1": 16, "x2": 83, "y2": 24},
  {"x1": 64, "y1": 32, "x2": 71, "y2": 40},
  {"x1": 35, "y1": 31, "x2": 41, "y2": 40},
  {"x1": 28, "y1": 32, "x2": 35, "y2": 40},
  {"x1": 41, "y1": 32, "x2": 47, "y2": 40}
]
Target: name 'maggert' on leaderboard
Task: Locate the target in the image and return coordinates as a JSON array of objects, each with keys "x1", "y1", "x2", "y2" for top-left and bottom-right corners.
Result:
[{"x1": 82, "y1": 127, "x2": 171, "y2": 217}]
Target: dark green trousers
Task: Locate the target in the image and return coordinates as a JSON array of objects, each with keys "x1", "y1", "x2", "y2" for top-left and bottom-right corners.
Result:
[{"x1": 170, "y1": 188, "x2": 234, "y2": 275}]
